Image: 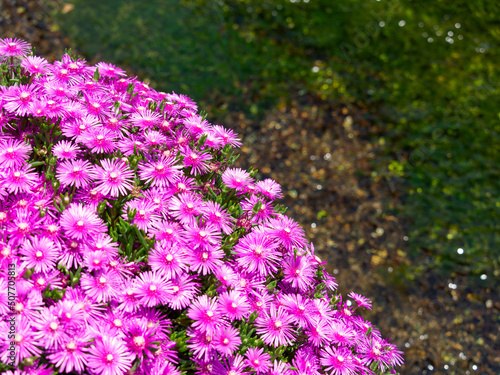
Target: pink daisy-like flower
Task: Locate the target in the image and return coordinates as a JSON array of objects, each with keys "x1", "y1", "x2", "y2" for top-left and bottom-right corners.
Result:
[
  {"x1": 130, "y1": 108, "x2": 162, "y2": 129},
  {"x1": 123, "y1": 319, "x2": 156, "y2": 360},
  {"x1": 234, "y1": 231, "x2": 281, "y2": 276},
  {"x1": 117, "y1": 136, "x2": 145, "y2": 156},
  {"x1": 134, "y1": 271, "x2": 172, "y2": 307},
  {"x1": 117, "y1": 282, "x2": 141, "y2": 312},
  {"x1": 0, "y1": 37, "x2": 31, "y2": 57},
  {"x1": 168, "y1": 273, "x2": 200, "y2": 310},
  {"x1": 148, "y1": 242, "x2": 188, "y2": 279},
  {"x1": 168, "y1": 192, "x2": 204, "y2": 225},
  {"x1": 96, "y1": 62, "x2": 127, "y2": 78},
  {"x1": 188, "y1": 245, "x2": 224, "y2": 276},
  {"x1": 245, "y1": 347, "x2": 271, "y2": 374},
  {"x1": 306, "y1": 317, "x2": 330, "y2": 347},
  {"x1": 80, "y1": 126, "x2": 117, "y2": 153},
  {"x1": 2, "y1": 84, "x2": 38, "y2": 116},
  {"x1": 81, "y1": 272, "x2": 120, "y2": 303},
  {"x1": 123, "y1": 199, "x2": 161, "y2": 233},
  {"x1": 0, "y1": 138, "x2": 31, "y2": 169},
  {"x1": 217, "y1": 290, "x2": 250, "y2": 321},
  {"x1": 93, "y1": 158, "x2": 134, "y2": 197},
  {"x1": 282, "y1": 255, "x2": 315, "y2": 293},
  {"x1": 32, "y1": 306, "x2": 69, "y2": 349},
  {"x1": 84, "y1": 94, "x2": 112, "y2": 119},
  {"x1": 214, "y1": 265, "x2": 237, "y2": 288},
  {"x1": 214, "y1": 326, "x2": 241, "y2": 356},
  {"x1": 0, "y1": 317, "x2": 41, "y2": 366},
  {"x1": 320, "y1": 346, "x2": 357, "y2": 375},
  {"x1": 58, "y1": 239, "x2": 83, "y2": 269},
  {"x1": 20, "y1": 236, "x2": 58, "y2": 273},
  {"x1": 187, "y1": 295, "x2": 224, "y2": 335},
  {"x1": 255, "y1": 303, "x2": 296, "y2": 348},
  {"x1": 181, "y1": 147, "x2": 211, "y2": 176},
  {"x1": 2, "y1": 164, "x2": 38, "y2": 194},
  {"x1": 56, "y1": 159, "x2": 95, "y2": 188},
  {"x1": 21, "y1": 55, "x2": 49, "y2": 74},
  {"x1": 60, "y1": 203, "x2": 106, "y2": 240},
  {"x1": 348, "y1": 292, "x2": 372, "y2": 310},
  {"x1": 183, "y1": 222, "x2": 222, "y2": 250},
  {"x1": 222, "y1": 168, "x2": 254, "y2": 191},
  {"x1": 61, "y1": 115, "x2": 99, "y2": 140},
  {"x1": 47, "y1": 331, "x2": 91, "y2": 373},
  {"x1": 269, "y1": 359, "x2": 292, "y2": 375},
  {"x1": 266, "y1": 216, "x2": 306, "y2": 251},
  {"x1": 138, "y1": 155, "x2": 182, "y2": 188},
  {"x1": 186, "y1": 328, "x2": 215, "y2": 361},
  {"x1": 329, "y1": 321, "x2": 358, "y2": 347},
  {"x1": 212, "y1": 125, "x2": 242, "y2": 148},
  {"x1": 183, "y1": 114, "x2": 210, "y2": 136},
  {"x1": 87, "y1": 336, "x2": 133, "y2": 375},
  {"x1": 212, "y1": 354, "x2": 246, "y2": 375},
  {"x1": 291, "y1": 349, "x2": 321, "y2": 375},
  {"x1": 150, "y1": 220, "x2": 183, "y2": 243},
  {"x1": 143, "y1": 130, "x2": 167, "y2": 147},
  {"x1": 202, "y1": 201, "x2": 234, "y2": 235},
  {"x1": 52, "y1": 140, "x2": 81, "y2": 159},
  {"x1": 255, "y1": 178, "x2": 283, "y2": 200},
  {"x1": 280, "y1": 293, "x2": 312, "y2": 328}
]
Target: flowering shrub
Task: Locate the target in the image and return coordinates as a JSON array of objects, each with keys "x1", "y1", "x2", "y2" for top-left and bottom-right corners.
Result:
[{"x1": 0, "y1": 38, "x2": 403, "y2": 375}]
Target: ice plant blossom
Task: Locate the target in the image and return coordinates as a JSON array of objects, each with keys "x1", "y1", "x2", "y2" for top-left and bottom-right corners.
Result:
[{"x1": 0, "y1": 39, "x2": 403, "y2": 375}]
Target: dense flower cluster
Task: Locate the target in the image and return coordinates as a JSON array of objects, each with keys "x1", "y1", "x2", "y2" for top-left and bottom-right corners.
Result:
[{"x1": 0, "y1": 38, "x2": 403, "y2": 375}]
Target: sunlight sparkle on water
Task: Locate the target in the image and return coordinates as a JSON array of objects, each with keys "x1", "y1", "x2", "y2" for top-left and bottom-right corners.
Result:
[{"x1": 457, "y1": 248, "x2": 464, "y2": 254}]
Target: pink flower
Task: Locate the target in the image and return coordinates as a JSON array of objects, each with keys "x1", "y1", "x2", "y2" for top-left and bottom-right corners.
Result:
[
  {"x1": 168, "y1": 192, "x2": 204, "y2": 225},
  {"x1": 81, "y1": 272, "x2": 120, "y2": 303},
  {"x1": 0, "y1": 317, "x2": 41, "y2": 366},
  {"x1": 20, "y1": 236, "x2": 58, "y2": 273},
  {"x1": 123, "y1": 199, "x2": 160, "y2": 233},
  {"x1": 87, "y1": 336, "x2": 133, "y2": 375},
  {"x1": 217, "y1": 290, "x2": 250, "y2": 321},
  {"x1": 183, "y1": 222, "x2": 221, "y2": 250},
  {"x1": 134, "y1": 271, "x2": 172, "y2": 307},
  {"x1": 255, "y1": 303, "x2": 296, "y2": 348},
  {"x1": 2, "y1": 84, "x2": 38, "y2": 116},
  {"x1": 266, "y1": 216, "x2": 306, "y2": 251},
  {"x1": 138, "y1": 155, "x2": 182, "y2": 188},
  {"x1": 0, "y1": 37, "x2": 31, "y2": 57},
  {"x1": 222, "y1": 168, "x2": 254, "y2": 191},
  {"x1": 187, "y1": 295, "x2": 225, "y2": 334},
  {"x1": 96, "y1": 62, "x2": 126, "y2": 78},
  {"x1": 60, "y1": 203, "x2": 106, "y2": 240},
  {"x1": 282, "y1": 255, "x2": 315, "y2": 292},
  {"x1": 320, "y1": 346, "x2": 357, "y2": 375},
  {"x1": 21, "y1": 55, "x2": 49, "y2": 75},
  {"x1": 130, "y1": 108, "x2": 162, "y2": 129},
  {"x1": 94, "y1": 159, "x2": 134, "y2": 197},
  {"x1": 234, "y1": 231, "x2": 280, "y2": 276},
  {"x1": 32, "y1": 306, "x2": 69, "y2": 349},
  {"x1": 245, "y1": 347, "x2": 271, "y2": 374},
  {"x1": 56, "y1": 159, "x2": 95, "y2": 188},
  {"x1": 181, "y1": 147, "x2": 211, "y2": 176},
  {"x1": 214, "y1": 326, "x2": 241, "y2": 356},
  {"x1": 202, "y1": 201, "x2": 234, "y2": 235},
  {"x1": 348, "y1": 292, "x2": 372, "y2": 310},
  {"x1": 187, "y1": 245, "x2": 224, "y2": 276},
  {"x1": 52, "y1": 140, "x2": 81, "y2": 159},
  {"x1": 168, "y1": 273, "x2": 200, "y2": 310},
  {"x1": 80, "y1": 126, "x2": 117, "y2": 153},
  {"x1": 2, "y1": 165, "x2": 38, "y2": 194},
  {"x1": 148, "y1": 241, "x2": 188, "y2": 279},
  {"x1": 0, "y1": 138, "x2": 31, "y2": 169},
  {"x1": 212, "y1": 125, "x2": 242, "y2": 148},
  {"x1": 47, "y1": 331, "x2": 90, "y2": 373}
]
